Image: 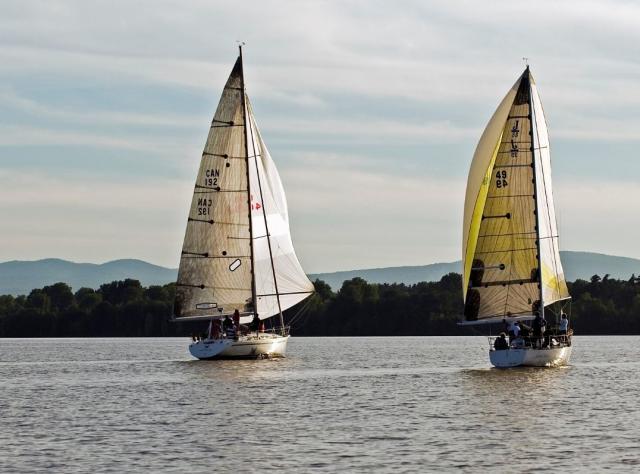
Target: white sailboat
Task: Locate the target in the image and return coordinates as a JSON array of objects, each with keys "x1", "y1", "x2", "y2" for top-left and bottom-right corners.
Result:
[
  {"x1": 460, "y1": 66, "x2": 572, "y2": 368},
  {"x1": 172, "y1": 47, "x2": 315, "y2": 359}
]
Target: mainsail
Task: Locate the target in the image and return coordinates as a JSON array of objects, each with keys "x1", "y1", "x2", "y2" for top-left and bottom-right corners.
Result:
[
  {"x1": 462, "y1": 67, "x2": 569, "y2": 323},
  {"x1": 174, "y1": 50, "x2": 314, "y2": 324}
]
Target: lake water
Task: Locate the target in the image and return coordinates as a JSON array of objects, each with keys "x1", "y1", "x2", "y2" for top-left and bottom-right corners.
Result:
[{"x1": 1, "y1": 336, "x2": 639, "y2": 473}]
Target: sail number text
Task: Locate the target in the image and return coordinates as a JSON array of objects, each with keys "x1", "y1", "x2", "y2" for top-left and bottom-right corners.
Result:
[
  {"x1": 204, "y1": 169, "x2": 220, "y2": 187},
  {"x1": 496, "y1": 170, "x2": 508, "y2": 188},
  {"x1": 197, "y1": 198, "x2": 212, "y2": 216}
]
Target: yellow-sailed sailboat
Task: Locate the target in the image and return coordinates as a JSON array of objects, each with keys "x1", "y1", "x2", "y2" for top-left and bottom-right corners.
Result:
[{"x1": 460, "y1": 66, "x2": 572, "y2": 367}]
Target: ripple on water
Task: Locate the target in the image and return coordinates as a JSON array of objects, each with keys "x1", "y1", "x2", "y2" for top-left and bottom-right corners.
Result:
[{"x1": 1, "y1": 336, "x2": 639, "y2": 472}]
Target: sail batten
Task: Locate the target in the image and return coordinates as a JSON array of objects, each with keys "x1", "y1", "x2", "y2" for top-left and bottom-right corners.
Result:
[{"x1": 462, "y1": 68, "x2": 570, "y2": 322}]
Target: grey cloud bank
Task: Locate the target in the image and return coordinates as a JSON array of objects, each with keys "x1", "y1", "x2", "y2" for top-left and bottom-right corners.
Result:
[{"x1": 1, "y1": 0, "x2": 639, "y2": 272}]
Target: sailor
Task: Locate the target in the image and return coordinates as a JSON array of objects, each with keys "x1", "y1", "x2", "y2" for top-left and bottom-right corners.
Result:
[
  {"x1": 505, "y1": 320, "x2": 519, "y2": 342},
  {"x1": 512, "y1": 321, "x2": 521, "y2": 339},
  {"x1": 212, "y1": 319, "x2": 222, "y2": 339},
  {"x1": 559, "y1": 313, "x2": 569, "y2": 335},
  {"x1": 494, "y1": 333, "x2": 509, "y2": 351},
  {"x1": 532, "y1": 313, "x2": 547, "y2": 348},
  {"x1": 251, "y1": 313, "x2": 261, "y2": 335},
  {"x1": 222, "y1": 314, "x2": 234, "y2": 334}
]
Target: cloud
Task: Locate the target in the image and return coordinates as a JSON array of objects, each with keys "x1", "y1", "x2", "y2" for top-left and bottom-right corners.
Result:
[
  {"x1": 0, "y1": 169, "x2": 192, "y2": 266},
  {"x1": 280, "y1": 153, "x2": 465, "y2": 272},
  {"x1": 0, "y1": 88, "x2": 202, "y2": 128},
  {"x1": 1, "y1": 0, "x2": 640, "y2": 270}
]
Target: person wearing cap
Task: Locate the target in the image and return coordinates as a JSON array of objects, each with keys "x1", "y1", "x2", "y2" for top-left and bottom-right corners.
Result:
[{"x1": 513, "y1": 321, "x2": 521, "y2": 338}]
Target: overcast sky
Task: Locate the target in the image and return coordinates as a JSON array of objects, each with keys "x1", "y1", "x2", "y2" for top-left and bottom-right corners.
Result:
[{"x1": 1, "y1": 0, "x2": 640, "y2": 272}]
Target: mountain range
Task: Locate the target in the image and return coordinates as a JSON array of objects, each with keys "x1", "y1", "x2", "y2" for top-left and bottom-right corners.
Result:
[{"x1": 1, "y1": 251, "x2": 639, "y2": 295}]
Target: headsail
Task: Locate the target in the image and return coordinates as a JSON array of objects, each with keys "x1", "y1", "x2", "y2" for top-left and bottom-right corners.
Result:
[
  {"x1": 530, "y1": 82, "x2": 570, "y2": 307},
  {"x1": 462, "y1": 67, "x2": 569, "y2": 323},
  {"x1": 246, "y1": 99, "x2": 315, "y2": 320},
  {"x1": 174, "y1": 52, "x2": 314, "y2": 324}
]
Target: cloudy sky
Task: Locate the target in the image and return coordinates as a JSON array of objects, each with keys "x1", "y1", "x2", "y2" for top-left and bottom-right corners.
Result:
[{"x1": 1, "y1": 0, "x2": 640, "y2": 272}]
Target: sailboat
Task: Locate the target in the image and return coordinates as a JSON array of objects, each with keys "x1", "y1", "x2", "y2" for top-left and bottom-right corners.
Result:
[
  {"x1": 172, "y1": 47, "x2": 315, "y2": 359},
  {"x1": 460, "y1": 66, "x2": 573, "y2": 368}
]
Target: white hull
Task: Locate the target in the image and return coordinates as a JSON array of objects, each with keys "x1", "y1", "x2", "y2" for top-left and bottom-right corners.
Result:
[
  {"x1": 489, "y1": 346, "x2": 572, "y2": 368},
  {"x1": 189, "y1": 333, "x2": 289, "y2": 360}
]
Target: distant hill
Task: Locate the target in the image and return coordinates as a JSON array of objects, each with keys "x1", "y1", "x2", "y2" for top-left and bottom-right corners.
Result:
[
  {"x1": 2, "y1": 251, "x2": 640, "y2": 295},
  {"x1": 0, "y1": 259, "x2": 177, "y2": 295},
  {"x1": 309, "y1": 262, "x2": 461, "y2": 290},
  {"x1": 310, "y1": 251, "x2": 640, "y2": 290}
]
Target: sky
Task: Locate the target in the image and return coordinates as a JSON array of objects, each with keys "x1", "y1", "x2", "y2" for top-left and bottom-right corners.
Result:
[{"x1": 1, "y1": 0, "x2": 640, "y2": 273}]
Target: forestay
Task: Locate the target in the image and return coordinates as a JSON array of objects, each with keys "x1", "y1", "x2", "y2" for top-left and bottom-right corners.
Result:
[{"x1": 462, "y1": 67, "x2": 569, "y2": 323}]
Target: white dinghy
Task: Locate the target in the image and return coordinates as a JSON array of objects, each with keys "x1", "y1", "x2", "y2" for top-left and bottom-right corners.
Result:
[
  {"x1": 460, "y1": 66, "x2": 572, "y2": 368},
  {"x1": 172, "y1": 47, "x2": 315, "y2": 359}
]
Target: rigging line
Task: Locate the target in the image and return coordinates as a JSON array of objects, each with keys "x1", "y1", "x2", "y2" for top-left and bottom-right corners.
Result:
[{"x1": 287, "y1": 296, "x2": 315, "y2": 329}]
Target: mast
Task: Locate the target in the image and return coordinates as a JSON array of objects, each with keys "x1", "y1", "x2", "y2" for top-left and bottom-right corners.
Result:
[
  {"x1": 239, "y1": 45, "x2": 258, "y2": 316},
  {"x1": 527, "y1": 66, "x2": 545, "y2": 319},
  {"x1": 247, "y1": 103, "x2": 286, "y2": 333}
]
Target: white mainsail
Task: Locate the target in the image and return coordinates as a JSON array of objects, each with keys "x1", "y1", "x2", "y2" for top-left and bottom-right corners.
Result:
[
  {"x1": 462, "y1": 67, "x2": 569, "y2": 323},
  {"x1": 174, "y1": 52, "x2": 314, "y2": 324}
]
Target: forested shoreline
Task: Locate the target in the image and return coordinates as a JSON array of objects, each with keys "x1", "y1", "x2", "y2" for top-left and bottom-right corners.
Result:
[{"x1": 1, "y1": 273, "x2": 640, "y2": 337}]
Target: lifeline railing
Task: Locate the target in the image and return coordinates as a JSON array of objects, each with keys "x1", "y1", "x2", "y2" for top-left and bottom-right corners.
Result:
[
  {"x1": 488, "y1": 331, "x2": 572, "y2": 350},
  {"x1": 195, "y1": 325, "x2": 291, "y2": 342}
]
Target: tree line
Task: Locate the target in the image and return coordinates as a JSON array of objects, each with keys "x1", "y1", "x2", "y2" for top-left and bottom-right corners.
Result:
[{"x1": 1, "y1": 273, "x2": 640, "y2": 337}]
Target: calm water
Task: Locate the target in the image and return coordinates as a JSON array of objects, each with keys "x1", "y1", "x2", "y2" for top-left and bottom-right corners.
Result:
[{"x1": 1, "y1": 336, "x2": 639, "y2": 473}]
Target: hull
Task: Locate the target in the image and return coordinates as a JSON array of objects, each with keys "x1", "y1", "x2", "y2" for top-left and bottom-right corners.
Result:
[
  {"x1": 489, "y1": 346, "x2": 572, "y2": 368},
  {"x1": 189, "y1": 333, "x2": 289, "y2": 360}
]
